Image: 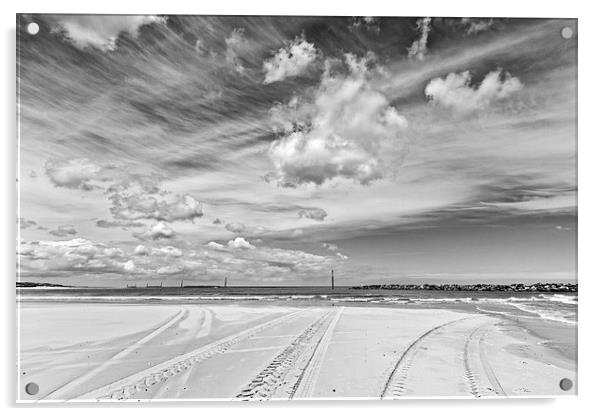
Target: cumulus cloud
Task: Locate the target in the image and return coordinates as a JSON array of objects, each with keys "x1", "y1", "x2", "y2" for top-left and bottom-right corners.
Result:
[
  {"x1": 48, "y1": 225, "x2": 77, "y2": 237},
  {"x1": 227, "y1": 237, "x2": 255, "y2": 250},
  {"x1": 44, "y1": 160, "x2": 205, "y2": 227},
  {"x1": 123, "y1": 260, "x2": 137, "y2": 273},
  {"x1": 45, "y1": 158, "x2": 105, "y2": 190},
  {"x1": 18, "y1": 238, "x2": 131, "y2": 275},
  {"x1": 298, "y1": 207, "x2": 328, "y2": 221},
  {"x1": 50, "y1": 15, "x2": 166, "y2": 51},
  {"x1": 267, "y1": 53, "x2": 408, "y2": 187},
  {"x1": 263, "y1": 36, "x2": 318, "y2": 84},
  {"x1": 18, "y1": 235, "x2": 349, "y2": 282},
  {"x1": 109, "y1": 183, "x2": 203, "y2": 223},
  {"x1": 225, "y1": 222, "x2": 246, "y2": 234},
  {"x1": 407, "y1": 17, "x2": 432, "y2": 61},
  {"x1": 157, "y1": 264, "x2": 184, "y2": 275},
  {"x1": 134, "y1": 245, "x2": 150, "y2": 255},
  {"x1": 134, "y1": 222, "x2": 175, "y2": 240},
  {"x1": 207, "y1": 241, "x2": 227, "y2": 251},
  {"x1": 425, "y1": 69, "x2": 523, "y2": 114},
  {"x1": 154, "y1": 246, "x2": 183, "y2": 257},
  {"x1": 322, "y1": 243, "x2": 338, "y2": 251}
]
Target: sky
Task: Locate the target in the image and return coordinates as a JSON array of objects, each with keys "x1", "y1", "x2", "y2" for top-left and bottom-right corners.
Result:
[{"x1": 16, "y1": 15, "x2": 577, "y2": 287}]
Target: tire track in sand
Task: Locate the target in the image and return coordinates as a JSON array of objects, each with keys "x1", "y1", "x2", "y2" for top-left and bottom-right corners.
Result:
[
  {"x1": 72, "y1": 310, "x2": 303, "y2": 401},
  {"x1": 380, "y1": 318, "x2": 468, "y2": 399},
  {"x1": 463, "y1": 323, "x2": 506, "y2": 397},
  {"x1": 236, "y1": 308, "x2": 342, "y2": 400},
  {"x1": 289, "y1": 307, "x2": 343, "y2": 399},
  {"x1": 43, "y1": 308, "x2": 187, "y2": 400}
]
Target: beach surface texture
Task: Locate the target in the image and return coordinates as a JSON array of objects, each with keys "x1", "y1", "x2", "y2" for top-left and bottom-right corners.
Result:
[{"x1": 17, "y1": 293, "x2": 577, "y2": 401}]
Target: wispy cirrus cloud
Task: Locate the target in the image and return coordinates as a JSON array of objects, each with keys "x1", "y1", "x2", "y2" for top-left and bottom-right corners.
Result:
[
  {"x1": 48, "y1": 15, "x2": 166, "y2": 51},
  {"x1": 461, "y1": 18, "x2": 494, "y2": 35}
]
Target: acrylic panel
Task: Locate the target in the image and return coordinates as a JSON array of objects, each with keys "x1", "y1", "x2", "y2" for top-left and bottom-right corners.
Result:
[{"x1": 16, "y1": 15, "x2": 577, "y2": 402}]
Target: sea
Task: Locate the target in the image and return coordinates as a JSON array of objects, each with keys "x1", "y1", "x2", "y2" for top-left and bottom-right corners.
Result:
[{"x1": 16, "y1": 286, "x2": 577, "y2": 326}]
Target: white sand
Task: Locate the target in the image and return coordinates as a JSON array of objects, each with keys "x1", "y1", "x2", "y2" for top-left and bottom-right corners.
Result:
[{"x1": 17, "y1": 302, "x2": 576, "y2": 401}]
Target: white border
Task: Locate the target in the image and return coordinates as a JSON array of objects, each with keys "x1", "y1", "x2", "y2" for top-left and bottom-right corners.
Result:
[{"x1": 3, "y1": 1, "x2": 600, "y2": 415}]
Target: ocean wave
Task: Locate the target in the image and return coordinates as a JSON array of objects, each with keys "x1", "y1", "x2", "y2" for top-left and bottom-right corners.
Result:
[{"x1": 507, "y1": 302, "x2": 577, "y2": 325}]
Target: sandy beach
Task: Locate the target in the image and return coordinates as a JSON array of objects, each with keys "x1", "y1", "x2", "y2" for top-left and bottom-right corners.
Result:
[{"x1": 17, "y1": 299, "x2": 576, "y2": 401}]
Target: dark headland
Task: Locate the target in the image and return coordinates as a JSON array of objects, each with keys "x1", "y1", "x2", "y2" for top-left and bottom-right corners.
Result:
[{"x1": 351, "y1": 282, "x2": 577, "y2": 292}]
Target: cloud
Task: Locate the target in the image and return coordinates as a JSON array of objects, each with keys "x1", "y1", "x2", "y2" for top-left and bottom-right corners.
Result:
[
  {"x1": 157, "y1": 264, "x2": 184, "y2": 275},
  {"x1": 480, "y1": 192, "x2": 575, "y2": 213},
  {"x1": 109, "y1": 183, "x2": 203, "y2": 222},
  {"x1": 19, "y1": 236, "x2": 348, "y2": 282},
  {"x1": 225, "y1": 28, "x2": 246, "y2": 74},
  {"x1": 50, "y1": 15, "x2": 166, "y2": 51},
  {"x1": 18, "y1": 238, "x2": 131, "y2": 275},
  {"x1": 227, "y1": 237, "x2": 255, "y2": 250},
  {"x1": 134, "y1": 222, "x2": 175, "y2": 240},
  {"x1": 349, "y1": 17, "x2": 380, "y2": 33},
  {"x1": 96, "y1": 219, "x2": 145, "y2": 228},
  {"x1": 207, "y1": 241, "x2": 227, "y2": 251},
  {"x1": 298, "y1": 207, "x2": 328, "y2": 221},
  {"x1": 225, "y1": 222, "x2": 246, "y2": 234},
  {"x1": 133, "y1": 245, "x2": 150, "y2": 255},
  {"x1": 292, "y1": 229, "x2": 304, "y2": 238},
  {"x1": 45, "y1": 158, "x2": 105, "y2": 190},
  {"x1": 425, "y1": 69, "x2": 523, "y2": 114},
  {"x1": 155, "y1": 246, "x2": 183, "y2": 257},
  {"x1": 19, "y1": 218, "x2": 37, "y2": 229},
  {"x1": 267, "y1": 53, "x2": 408, "y2": 187},
  {"x1": 407, "y1": 17, "x2": 432, "y2": 61},
  {"x1": 48, "y1": 225, "x2": 77, "y2": 237},
  {"x1": 123, "y1": 260, "x2": 137, "y2": 273},
  {"x1": 461, "y1": 18, "x2": 494, "y2": 35},
  {"x1": 44, "y1": 160, "x2": 204, "y2": 226},
  {"x1": 263, "y1": 36, "x2": 318, "y2": 84},
  {"x1": 322, "y1": 243, "x2": 338, "y2": 251}
]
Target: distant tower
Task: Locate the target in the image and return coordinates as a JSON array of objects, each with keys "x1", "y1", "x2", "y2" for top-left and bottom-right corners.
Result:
[
  {"x1": 180, "y1": 280, "x2": 184, "y2": 289},
  {"x1": 331, "y1": 269, "x2": 335, "y2": 290},
  {"x1": 225, "y1": 277, "x2": 228, "y2": 288}
]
